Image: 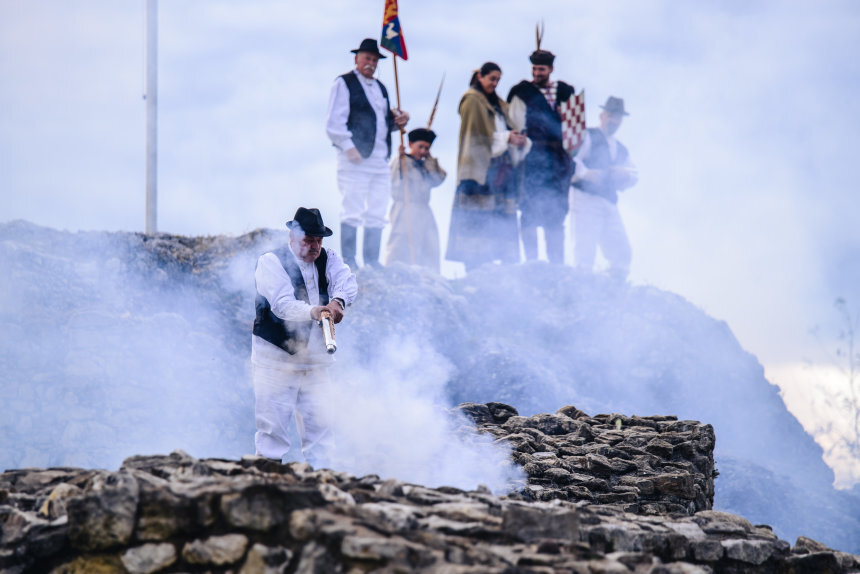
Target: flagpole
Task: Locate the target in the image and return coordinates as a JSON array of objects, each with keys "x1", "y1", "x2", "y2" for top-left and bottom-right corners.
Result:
[
  {"x1": 392, "y1": 54, "x2": 415, "y2": 265},
  {"x1": 145, "y1": 0, "x2": 158, "y2": 234}
]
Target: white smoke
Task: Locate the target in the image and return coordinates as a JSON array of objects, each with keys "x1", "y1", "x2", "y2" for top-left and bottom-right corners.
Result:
[{"x1": 323, "y1": 336, "x2": 525, "y2": 493}]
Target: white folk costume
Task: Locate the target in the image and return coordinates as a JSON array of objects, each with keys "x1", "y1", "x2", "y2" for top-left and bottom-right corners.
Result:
[
  {"x1": 570, "y1": 97, "x2": 638, "y2": 279},
  {"x1": 385, "y1": 128, "x2": 447, "y2": 272},
  {"x1": 325, "y1": 39, "x2": 399, "y2": 268},
  {"x1": 252, "y1": 209, "x2": 357, "y2": 466}
]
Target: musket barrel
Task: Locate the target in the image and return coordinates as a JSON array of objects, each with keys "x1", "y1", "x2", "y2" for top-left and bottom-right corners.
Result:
[{"x1": 319, "y1": 310, "x2": 337, "y2": 354}]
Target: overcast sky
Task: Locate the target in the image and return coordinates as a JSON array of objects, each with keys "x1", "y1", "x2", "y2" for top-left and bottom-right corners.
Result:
[{"x1": 2, "y1": 1, "x2": 859, "y2": 424}]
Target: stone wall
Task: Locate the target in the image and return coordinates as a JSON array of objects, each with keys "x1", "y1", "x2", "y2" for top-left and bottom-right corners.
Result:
[
  {"x1": 458, "y1": 402, "x2": 715, "y2": 514},
  {"x1": 1, "y1": 405, "x2": 858, "y2": 573}
]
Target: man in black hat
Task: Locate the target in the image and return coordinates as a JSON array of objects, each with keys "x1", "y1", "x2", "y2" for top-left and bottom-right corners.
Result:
[
  {"x1": 251, "y1": 207, "x2": 357, "y2": 466},
  {"x1": 507, "y1": 49, "x2": 576, "y2": 264},
  {"x1": 385, "y1": 128, "x2": 447, "y2": 271},
  {"x1": 570, "y1": 96, "x2": 638, "y2": 280},
  {"x1": 326, "y1": 38, "x2": 410, "y2": 270}
]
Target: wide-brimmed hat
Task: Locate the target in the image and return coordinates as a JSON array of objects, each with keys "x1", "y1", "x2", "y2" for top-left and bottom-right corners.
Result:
[
  {"x1": 408, "y1": 128, "x2": 436, "y2": 144},
  {"x1": 350, "y1": 38, "x2": 387, "y2": 59},
  {"x1": 600, "y1": 96, "x2": 629, "y2": 116},
  {"x1": 286, "y1": 207, "x2": 333, "y2": 237},
  {"x1": 529, "y1": 49, "x2": 555, "y2": 66}
]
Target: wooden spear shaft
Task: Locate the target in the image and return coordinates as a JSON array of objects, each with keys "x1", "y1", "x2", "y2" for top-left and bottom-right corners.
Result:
[{"x1": 392, "y1": 54, "x2": 416, "y2": 265}]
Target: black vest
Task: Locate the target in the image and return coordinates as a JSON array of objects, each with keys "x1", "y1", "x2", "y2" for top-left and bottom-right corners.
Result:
[
  {"x1": 573, "y1": 127, "x2": 629, "y2": 204},
  {"x1": 507, "y1": 80, "x2": 575, "y2": 189},
  {"x1": 341, "y1": 72, "x2": 394, "y2": 159},
  {"x1": 252, "y1": 248, "x2": 330, "y2": 355}
]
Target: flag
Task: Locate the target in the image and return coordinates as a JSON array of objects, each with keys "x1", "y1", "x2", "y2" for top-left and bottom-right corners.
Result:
[
  {"x1": 560, "y1": 90, "x2": 586, "y2": 154},
  {"x1": 380, "y1": 0, "x2": 408, "y2": 60}
]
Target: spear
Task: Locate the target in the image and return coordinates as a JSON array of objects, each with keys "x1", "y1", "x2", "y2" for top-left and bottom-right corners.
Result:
[{"x1": 427, "y1": 73, "x2": 445, "y2": 129}]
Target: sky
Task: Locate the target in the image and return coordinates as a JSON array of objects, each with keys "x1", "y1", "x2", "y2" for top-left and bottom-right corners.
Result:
[{"x1": 2, "y1": 1, "x2": 859, "y2": 480}]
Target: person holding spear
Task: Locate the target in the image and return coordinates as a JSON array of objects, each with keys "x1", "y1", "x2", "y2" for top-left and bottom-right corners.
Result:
[
  {"x1": 384, "y1": 81, "x2": 448, "y2": 271},
  {"x1": 325, "y1": 38, "x2": 410, "y2": 269}
]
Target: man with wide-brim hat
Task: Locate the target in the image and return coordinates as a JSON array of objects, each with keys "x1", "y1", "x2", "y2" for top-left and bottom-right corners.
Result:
[
  {"x1": 251, "y1": 207, "x2": 357, "y2": 466},
  {"x1": 326, "y1": 38, "x2": 410, "y2": 270},
  {"x1": 385, "y1": 127, "x2": 447, "y2": 271},
  {"x1": 507, "y1": 47, "x2": 577, "y2": 264},
  {"x1": 569, "y1": 96, "x2": 638, "y2": 280}
]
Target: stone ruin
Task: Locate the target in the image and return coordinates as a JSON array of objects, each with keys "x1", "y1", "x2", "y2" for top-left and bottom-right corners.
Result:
[{"x1": 1, "y1": 403, "x2": 858, "y2": 573}]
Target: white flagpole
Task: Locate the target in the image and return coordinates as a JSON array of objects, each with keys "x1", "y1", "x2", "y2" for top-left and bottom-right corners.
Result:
[{"x1": 145, "y1": 0, "x2": 158, "y2": 234}]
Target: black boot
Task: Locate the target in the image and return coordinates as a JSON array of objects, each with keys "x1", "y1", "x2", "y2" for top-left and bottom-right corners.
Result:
[
  {"x1": 341, "y1": 223, "x2": 358, "y2": 270},
  {"x1": 363, "y1": 227, "x2": 383, "y2": 268}
]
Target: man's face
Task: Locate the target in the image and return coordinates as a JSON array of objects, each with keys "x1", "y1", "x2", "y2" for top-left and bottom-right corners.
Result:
[
  {"x1": 290, "y1": 232, "x2": 323, "y2": 263},
  {"x1": 531, "y1": 65, "x2": 553, "y2": 87},
  {"x1": 409, "y1": 140, "x2": 431, "y2": 160},
  {"x1": 600, "y1": 110, "x2": 624, "y2": 136},
  {"x1": 355, "y1": 51, "x2": 380, "y2": 78}
]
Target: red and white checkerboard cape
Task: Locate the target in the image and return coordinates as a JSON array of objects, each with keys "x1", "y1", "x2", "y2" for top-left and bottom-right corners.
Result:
[{"x1": 559, "y1": 90, "x2": 586, "y2": 154}]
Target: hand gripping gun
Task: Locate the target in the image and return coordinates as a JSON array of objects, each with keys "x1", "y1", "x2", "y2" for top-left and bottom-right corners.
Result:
[{"x1": 318, "y1": 310, "x2": 337, "y2": 354}]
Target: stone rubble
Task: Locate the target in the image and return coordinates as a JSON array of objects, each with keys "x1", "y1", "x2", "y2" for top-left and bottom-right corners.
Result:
[{"x1": 1, "y1": 404, "x2": 857, "y2": 573}]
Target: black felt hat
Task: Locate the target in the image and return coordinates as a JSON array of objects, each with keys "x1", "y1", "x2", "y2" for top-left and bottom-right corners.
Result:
[
  {"x1": 351, "y1": 38, "x2": 387, "y2": 59},
  {"x1": 286, "y1": 207, "x2": 333, "y2": 237},
  {"x1": 600, "y1": 96, "x2": 630, "y2": 116},
  {"x1": 529, "y1": 49, "x2": 555, "y2": 66},
  {"x1": 408, "y1": 128, "x2": 436, "y2": 144}
]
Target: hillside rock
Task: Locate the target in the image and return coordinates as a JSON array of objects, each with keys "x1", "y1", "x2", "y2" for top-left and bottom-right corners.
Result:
[
  {"x1": 1, "y1": 221, "x2": 859, "y2": 552},
  {"x1": 1, "y1": 432, "x2": 857, "y2": 574}
]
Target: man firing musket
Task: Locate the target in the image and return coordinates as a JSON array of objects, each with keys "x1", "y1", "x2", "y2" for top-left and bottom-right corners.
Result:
[{"x1": 251, "y1": 207, "x2": 357, "y2": 467}]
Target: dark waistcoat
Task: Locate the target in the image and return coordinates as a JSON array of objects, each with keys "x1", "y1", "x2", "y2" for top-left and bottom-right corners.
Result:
[
  {"x1": 341, "y1": 72, "x2": 394, "y2": 159},
  {"x1": 573, "y1": 127, "x2": 629, "y2": 204},
  {"x1": 253, "y1": 248, "x2": 329, "y2": 355},
  {"x1": 507, "y1": 80, "x2": 575, "y2": 190}
]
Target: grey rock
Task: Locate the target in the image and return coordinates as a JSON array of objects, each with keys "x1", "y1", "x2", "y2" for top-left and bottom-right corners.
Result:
[
  {"x1": 182, "y1": 533, "x2": 249, "y2": 565},
  {"x1": 121, "y1": 542, "x2": 177, "y2": 574}
]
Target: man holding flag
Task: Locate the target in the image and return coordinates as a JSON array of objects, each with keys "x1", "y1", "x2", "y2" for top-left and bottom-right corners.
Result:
[{"x1": 325, "y1": 34, "x2": 409, "y2": 269}]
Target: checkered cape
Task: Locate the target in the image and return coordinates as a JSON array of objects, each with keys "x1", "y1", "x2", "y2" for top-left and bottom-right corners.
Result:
[{"x1": 559, "y1": 90, "x2": 586, "y2": 154}]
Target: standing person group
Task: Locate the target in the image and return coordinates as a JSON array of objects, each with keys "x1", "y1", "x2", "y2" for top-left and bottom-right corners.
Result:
[
  {"x1": 448, "y1": 46, "x2": 638, "y2": 277},
  {"x1": 251, "y1": 33, "x2": 641, "y2": 469}
]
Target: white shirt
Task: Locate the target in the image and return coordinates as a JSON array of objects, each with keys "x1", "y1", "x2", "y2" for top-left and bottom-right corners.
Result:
[
  {"x1": 326, "y1": 69, "x2": 391, "y2": 167},
  {"x1": 572, "y1": 128, "x2": 638, "y2": 186},
  {"x1": 251, "y1": 246, "x2": 358, "y2": 370}
]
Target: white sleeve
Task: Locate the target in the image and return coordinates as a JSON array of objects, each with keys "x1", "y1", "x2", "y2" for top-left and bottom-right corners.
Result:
[
  {"x1": 325, "y1": 77, "x2": 356, "y2": 152},
  {"x1": 255, "y1": 253, "x2": 314, "y2": 321},
  {"x1": 508, "y1": 96, "x2": 527, "y2": 132},
  {"x1": 571, "y1": 130, "x2": 592, "y2": 183},
  {"x1": 325, "y1": 249, "x2": 358, "y2": 306}
]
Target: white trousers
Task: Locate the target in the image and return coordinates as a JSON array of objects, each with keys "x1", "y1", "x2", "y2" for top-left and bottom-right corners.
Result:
[
  {"x1": 571, "y1": 188, "x2": 631, "y2": 278},
  {"x1": 252, "y1": 362, "x2": 334, "y2": 467},
  {"x1": 337, "y1": 160, "x2": 390, "y2": 229}
]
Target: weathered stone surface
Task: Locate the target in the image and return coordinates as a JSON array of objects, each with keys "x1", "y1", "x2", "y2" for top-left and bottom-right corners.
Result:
[
  {"x1": 120, "y1": 542, "x2": 177, "y2": 574},
  {"x1": 1, "y1": 414, "x2": 857, "y2": 573},
  {"x1": 65, "y1": 471, "x2": 139, "y2": 551},
  {"x1": 182, "y1": 533, "x2": 249, "y2": 565},
  {"x1": 239, "y1": 543, "x2": 292, "y2": 574}
]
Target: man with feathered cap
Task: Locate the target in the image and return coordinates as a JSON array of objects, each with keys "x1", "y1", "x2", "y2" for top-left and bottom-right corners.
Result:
[
  {"x1": 385, "y1": 127, "x2": 447, "y2": 271},
  {"x1": 251, "y1": 207, "x2": 358, "y2": 466},
  {"x1": 326, "y1": 38, "x2": 410, "y2": 270},
  {"x1": 507, "y1": 47, "x2": 576, "y2": 263}
]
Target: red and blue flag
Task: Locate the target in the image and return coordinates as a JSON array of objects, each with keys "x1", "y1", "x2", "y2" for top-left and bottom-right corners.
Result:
[{"x1": 380, "y1": 0, "x2": 408, "y2": 60}]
